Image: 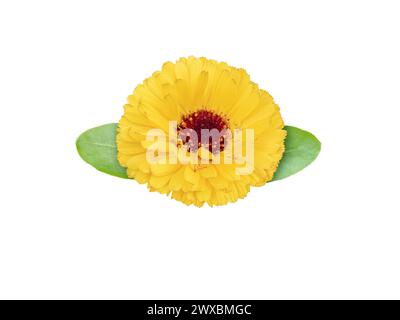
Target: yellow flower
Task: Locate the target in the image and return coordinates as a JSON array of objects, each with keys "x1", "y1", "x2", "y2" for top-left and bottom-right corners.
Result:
[{"x1": 117, "y1": 57, "x2": 286, "y2": 207}]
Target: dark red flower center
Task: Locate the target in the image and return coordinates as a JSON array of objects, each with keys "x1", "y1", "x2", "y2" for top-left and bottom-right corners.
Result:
[{"x1": 178, "y1": 109, "x2": 229, "y2": 154}]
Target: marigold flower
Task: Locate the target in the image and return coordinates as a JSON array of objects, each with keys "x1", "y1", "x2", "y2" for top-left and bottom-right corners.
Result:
[{"x1": 117, "y1": 57, "x2": 286, "y2": 206}]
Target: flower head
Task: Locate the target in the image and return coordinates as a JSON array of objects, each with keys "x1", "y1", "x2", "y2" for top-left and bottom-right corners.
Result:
[{"x1": 117, "y1": 57, "x2": 286, "y2": 206}]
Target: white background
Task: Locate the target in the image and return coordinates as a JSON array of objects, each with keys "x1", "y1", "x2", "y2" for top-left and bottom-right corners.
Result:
[{"x1": 1, "y1": 0, "x2": 399, "y2": 299}]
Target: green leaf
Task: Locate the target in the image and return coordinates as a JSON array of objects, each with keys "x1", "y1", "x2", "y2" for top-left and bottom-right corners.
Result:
[
  {"x1": 76, "y1": 123, "x2": 129, "y2": 179},
  {"x1": 272, "y1": 125, "x2": 321, "y2": 181},
  {"x1": 76, "y1": 123, "x2": 320, "y2": 181}
]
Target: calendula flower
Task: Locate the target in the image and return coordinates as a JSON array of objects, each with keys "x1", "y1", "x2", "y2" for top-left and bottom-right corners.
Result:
[{"x1": 117, "y1": 57, "x2": 286, "y2": 207}]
